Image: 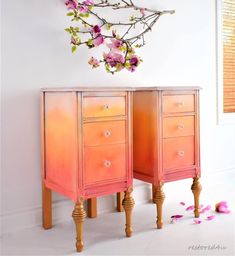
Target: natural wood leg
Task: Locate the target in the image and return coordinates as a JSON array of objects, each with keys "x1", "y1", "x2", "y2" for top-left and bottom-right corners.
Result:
[
  {"x1": 152, "y1": 185, "x2": 156, "y2": 203},
  {"x1": 42, "y1": 182, "x2": 52, "y2": 229},
  {"x1": 87, "y1": 198, "x2": 97, "y2": 218},
  {"x1": 117, "y1": 192, "x2": 124, "y2": 212},
  {"x1": 72, "y1": 198, "x2": 86, "y2": 252},
  {"x1": 122, "y1": 186, "x2": 135, "y2": 237},
  {"x1": 153, "y1": 183, "x2": 165, "y2": 229},
  {"x1": 191, "y1": 177, "x2": 202, "y2": 218}
]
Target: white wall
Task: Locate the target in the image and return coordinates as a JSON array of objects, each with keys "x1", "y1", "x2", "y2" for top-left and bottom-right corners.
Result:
[{"x1": 1, "y1": 0, "x2": 235, "y2": 234}]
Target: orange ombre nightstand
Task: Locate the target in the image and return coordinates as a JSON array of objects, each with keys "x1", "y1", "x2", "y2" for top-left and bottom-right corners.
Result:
[
  {"x1": 133, "y1": 87, "x2": 201, "y2": 228},
  {"x1": 41, "y1": 87, "x2": 134, "y2": 252}
]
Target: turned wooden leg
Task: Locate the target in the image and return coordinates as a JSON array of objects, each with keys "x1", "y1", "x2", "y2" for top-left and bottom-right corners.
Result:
[
  {"x1": 42, "y1": 182, "x2": 52, "y2": 229},
  {"x1": 117, "y1": 192, "x2": 124, "y2": 212},
  {"x1": 152, "y1": 185, "x2": 156, "y2": 203},
  {"x1": 122, "y1": 186, "x2": 135, "y2": 237},
  {"x1": 72, "y1": 198, "x2": 86, "y2": 252},
  {"x1": 153, "y1": 183, "x2": 165, "y2": 229},
  {"x1": 191, "y1": 177, "x2": 202, "y2": 218},
  {"x1": 87, "y1": 198, "x2": 97, "y2": 218}
]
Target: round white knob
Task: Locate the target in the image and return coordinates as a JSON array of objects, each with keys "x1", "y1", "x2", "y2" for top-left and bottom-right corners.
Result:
[
  {"x1": 104, "y1": 160, "x2": 111, "y2": 168},
  {"x1": 104, "y1": 130, "x2": 111, "y2": 137},
  {"x1": 103, "y1": 104, "x2": 111, "y2": 110},
  {"x1": 178, "y1": 124, "x2": 185, "y2": 129},
  {"x1": 177, "y1": 102, "x2": 184, "y2": 107},
  {"x1": 178, "y1": 150, "x2": 185, "y2": 157}
]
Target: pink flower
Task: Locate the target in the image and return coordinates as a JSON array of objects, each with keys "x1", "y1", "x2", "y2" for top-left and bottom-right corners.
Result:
[
  {"x1": 93, "y1": 35, "x2": 104, "y2": 46},
  {"x1": 207, "y1": 215, "x2": 215, "y2": 221},
  {"x1": 215, "y1": 201, "x2": 230, "y2": 214},
  {"x1": 140, "y1": 8, "x2": 145, "y2": 16},
  {"x1": 71, "y1": 37, "x2": 76, "y2": 45},
  {"x1": 107, "y1": 38, "x2": 123, "y2": 51},
  {"x1": 180, "y1": 202, "x2": 186, "y2": 206},
  {"x1": 88, "y1": 57, "x2": 100, "y2": 68},
  {"x1": 83, "y1": 0, "x2": 94, "y2": 6},
  {"x1": 92, "y1": 25, "x2": 101, "y2": 35},
  {"x1": 65, "y1": 0, "x2": 78, "y2": 10},
  {"x1": 193, "y1": 219, "x2": 202, "y2": 224},
  {"x1": 104, "y1": 51, "x2": 125, "y2": 68},
  {"x1": 129, "y1": 55, "x2": 139, "y2": 66},
  {"x1": 80, "y1": 5, "x2": 89, "y2": 13}
]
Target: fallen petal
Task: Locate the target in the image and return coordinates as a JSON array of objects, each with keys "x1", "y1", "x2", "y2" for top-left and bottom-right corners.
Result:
[
  {"x1": 171, "y1": 215, "x2": 184, "y2": 219},
  {"x1": 180, "y1": 202, "x2": 185, "y2": 206},
  {"x1": 193, "y1": 219, "x2": 202, "y2": 224},
  {"x1": 186, "y1": 205, "x2": 194, "y2": 211},
  {"x1": 207, "y1": 215, "x2": 215, "y2": 220}
]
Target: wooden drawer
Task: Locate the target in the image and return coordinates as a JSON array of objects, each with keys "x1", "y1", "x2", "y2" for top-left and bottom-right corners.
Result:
[
  {"x1": 84, "y1": 144, "x2": 126, "y2": 184},
  {"x1": 83, "y1": 120, "x2": 126, "y2": 146},
  {"x1": 83, "y1": 96, "x2": 126, "y2": 118},
  {"x1": 163, "y1": 136, "x2": 195, "y2": 170},
  {"x1": 163, "y1": 94, "x2": 195, "y2": 114},
  {"x1": 163, "y1": 116, "x2": 195, "y2": 138}
]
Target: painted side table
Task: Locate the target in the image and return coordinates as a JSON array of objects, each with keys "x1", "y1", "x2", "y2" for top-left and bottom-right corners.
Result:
[
  {"x1": 41, "y1": 87, "x2": 134, "y2": 252},
  {"x1": 133, "y1": 87, "x2": 201, "y2": 228}
]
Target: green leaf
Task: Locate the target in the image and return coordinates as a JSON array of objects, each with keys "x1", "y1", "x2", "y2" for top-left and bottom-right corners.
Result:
[
  {"x1": 67, "y1": 12, "x2": 74, "y2": 16},
  {"x1": 106, "y1": 23, "x2": 112, "y2": 30},
  {"x1": 72, "y1": 45, "x2": 77, "y2": 53},
  {"x1": 65, "y1": 28, "x2": 71, "y2": 33},
  {"x1": 130, "y1": 15, "x2": 135, "y2": 22}
]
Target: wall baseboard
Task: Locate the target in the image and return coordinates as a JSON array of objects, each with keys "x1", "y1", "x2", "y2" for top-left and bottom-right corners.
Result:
[{"x1": 1, "y1": 168, "x2": 234, "y2": 236}]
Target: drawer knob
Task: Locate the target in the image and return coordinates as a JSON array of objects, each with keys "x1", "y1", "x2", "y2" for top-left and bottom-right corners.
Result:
[
  {"x1": 104, "y1": 160, "x2": 112, "y2": 168},
  {"x1": 104, "y1": 130, "x2": 111, "y2": 137},
  {"x1": 177, "y1": 150, "x2": 185, "y2": 157},
  {"x1": 177, "y1": 101, "x2": 184, "y2": 107},
  {"x1": 178, "y1": 124, "x2": 185, "y2": 130},
  {"x1": 103, "y1": 104, "x2": 111, "y2": 110}
]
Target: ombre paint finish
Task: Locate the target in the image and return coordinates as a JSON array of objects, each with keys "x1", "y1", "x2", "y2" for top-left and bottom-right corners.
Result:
[
  {"x1": 41, "y1": 88, "x2": 133, "y2": 202},
  {"x1": 133, "y1": 87, "x2": 201, "y2": 185}
]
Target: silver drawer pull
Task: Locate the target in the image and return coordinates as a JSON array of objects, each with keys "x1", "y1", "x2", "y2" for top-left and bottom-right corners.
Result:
[
  {"x1": 177, "y1": 150, "x2": 185, "y2": 157},
  {"x1": 178, "y1": 124, "x2": 185, "y2": 129},
  {"x1": 103, "y1": 104, "x2": 111, "y2": 110},
  {"x1": 104, "y1": 130, "x2": 111, "y2": 137},
  {"x1": 104, "y1": 160, "x2": 112, "y2": 168},
  {"x1": 177, "y1": 101, "x2": 184, "y2": 107}
]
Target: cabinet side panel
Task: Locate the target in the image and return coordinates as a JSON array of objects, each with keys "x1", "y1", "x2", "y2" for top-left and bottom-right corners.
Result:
[
  {"x1": 133, "y1": 91, "x2": 157, "y2": 178},
  {"x1": 44, "y1": 92, "x2": 77, "y2": 198}
]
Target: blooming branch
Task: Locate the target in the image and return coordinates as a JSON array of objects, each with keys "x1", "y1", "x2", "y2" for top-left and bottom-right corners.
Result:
[{"x1": 65, "y1": 0, "x2": 174, "y2": 74}]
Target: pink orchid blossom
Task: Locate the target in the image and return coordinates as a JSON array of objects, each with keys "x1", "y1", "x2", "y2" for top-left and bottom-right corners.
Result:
[
  {"x1": 207, "y1": 215, "x2": 215, "y2": 221},
  {"x1": 215, "y1": 201, "x2": 231, "y2": 214},
  {"x1": 180, "y1": 202, "x2": 186, "y2": 206},
  {"x1": 107, "y1": 38, "x2": 123, "y2": 51},
  {"x1": 193, "y1": 219, "x2": 202, "y2": 224},
  {"x1": 65, "y1": 0, "x2": 78, "y2": 10},
  {"x1": 83, "y1": 0, "x2": 94, "y2": 6},
  {"x1": 104, "y1": 51, "x2": 125, "y2": 68},
  {"x1": 127, "y1": 55, "x2": 140, "y2": 72},
  {"x1": 88, "y1": 57, "x2": 100, "y2": 68},
  {"x1": 92, "y1": 25, "x2": 101, "y2": 35},
  {"x1": 140, "y1": 8, "x2": 145, "y2": 16},
  {"x1": 93, "y1": 35, "x2": 104, "y2": 46},
  {"x1": 79, "y1": 5, "x2": 89, "y2": 13}
]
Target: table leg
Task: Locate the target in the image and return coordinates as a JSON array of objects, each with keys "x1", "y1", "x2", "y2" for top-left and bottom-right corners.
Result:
[
  {"x1": 191, "y1": 177, "x2": 202, "y2": 218},
  {"x1": 42, "y1": 182, "x2": 52, "y2": 229},
  {"x1": 72, "y1": 198, "x2": 86, "y2": 252},
  {"x1": 122, "y1": 186, "x2": 135, "y2": 237},
  {"x1": 117, "y1": 192, "x2": 124, "y2": 212},
  {"x1": 153, "y1": 183, "x2": 165, "y2": 229},
  {"x1": 87, "y1": 198, "x2": 97, "y2": 218}
]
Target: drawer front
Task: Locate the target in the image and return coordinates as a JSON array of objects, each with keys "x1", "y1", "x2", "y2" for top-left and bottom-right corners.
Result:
[
  {"x1": 83, "y1": 120, "x2": 126, "y2": 146},
  {"x1": 163, "y1": 116, "x2": 195, "y2": 138},
  {"x1": 163, "y1": 94, "x2": 195, "y2": 113},
  {"x1": 83, "y1": 97, "x2": 126, "y2": 118},
  {"x1": 84, "y1": 144, "x2": 126, "y2": 184},
  {"x1": 163, "y1": 136, "x2": 195, "y2": 170}
]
